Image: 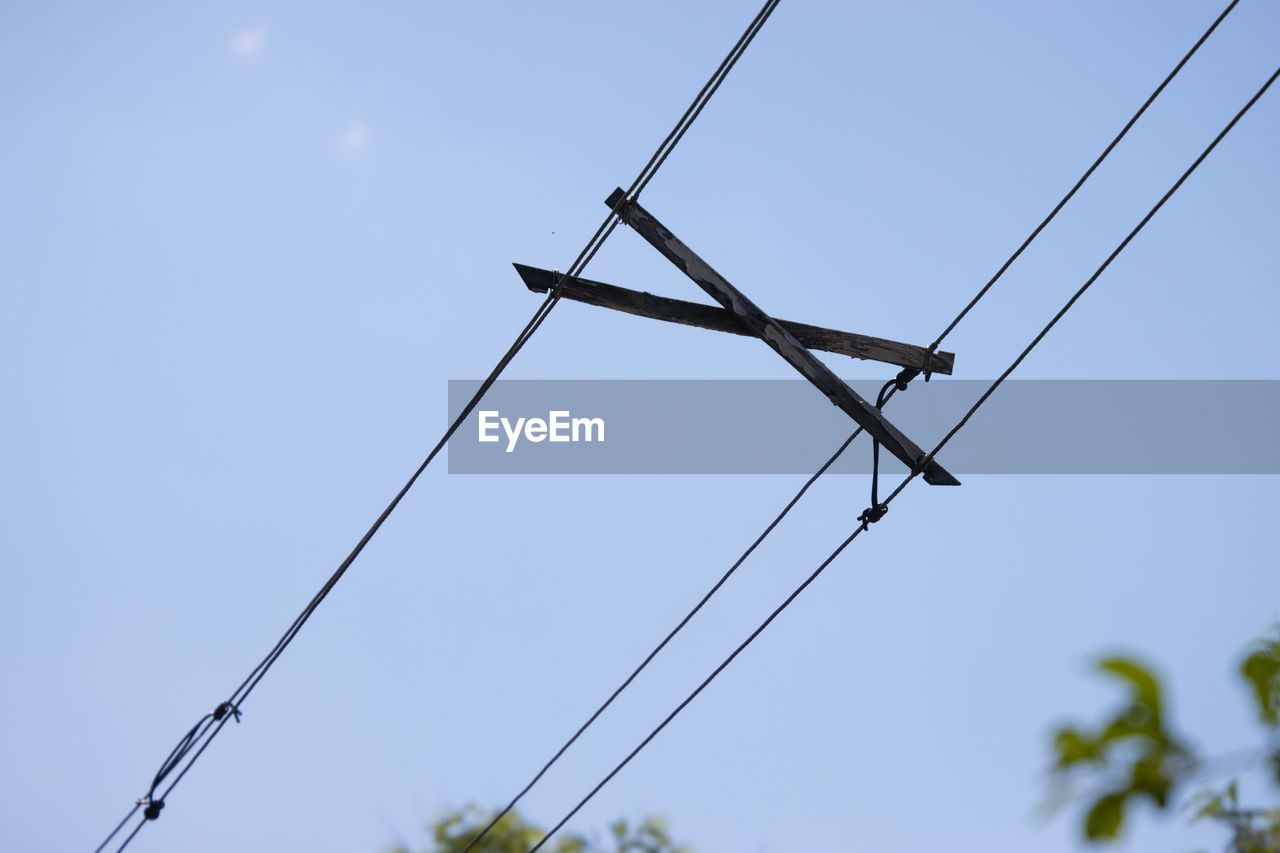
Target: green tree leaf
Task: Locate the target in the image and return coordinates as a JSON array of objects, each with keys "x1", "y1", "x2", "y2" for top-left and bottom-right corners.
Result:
[
  {"x1": 1053, "y1": 727, "x2": 1099, "y2": 768},
  {"x1": 1098, "y1": 657, "x2": 1162, "y2": 724},
  {"x1": 1129, "y1": 757, "x2": 1173, "y2": 807},
  {"x1": 1085, "y1": 792, "x2": 1127, "y2": 840},
  {"x1": 401, "y1": 806, "x2": 689, "y2": 853},
  {"x1": 1048, "y1": 628, "x2": 1280, "y2": 850},
  {"x1": 1185, "y1": 787, "x2": 1224, "y2": 820},
  {"x1": 1241, "y1": 644, "x2": 1280, "y2": 727}
]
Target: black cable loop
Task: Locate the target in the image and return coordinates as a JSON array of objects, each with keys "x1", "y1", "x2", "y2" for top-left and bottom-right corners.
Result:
[
  {"x1": 147, "y1": 715, "x2": 209, "y2": 803},
  {"x1": 859, "y1": 374, "x2": 911, "y2": 526},
  {"x1": 130, "y1": 700, "x2": 243, "y2": 830}
]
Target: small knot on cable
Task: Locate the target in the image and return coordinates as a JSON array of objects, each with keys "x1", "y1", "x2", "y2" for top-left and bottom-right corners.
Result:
[
  {"x1": 212, "y1": 702, "x2": 241, "y2": 723},
  {"x1": 893, "y1": 366, "x2": 919, "y2": 392},
  {"x1": 139, "y1": 797, "x2": 164, "y2": 821},
  {"x1": 858, "y1": 504, "x2": 888, "y2": 526}
]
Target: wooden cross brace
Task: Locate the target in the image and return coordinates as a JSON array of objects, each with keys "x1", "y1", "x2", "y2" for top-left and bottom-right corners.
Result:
[
  {"x1": 513, "y1": 265, "x2": 954, "y2": 376},
  {"x1": 514, "y1": 188, "x2": 960, "y2": 486}
]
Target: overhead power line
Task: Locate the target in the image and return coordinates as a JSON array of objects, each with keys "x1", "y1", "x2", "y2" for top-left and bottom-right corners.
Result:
[
  {"x1": 93, "y1": 0, "x2": 1256, "y2": 849},
  {"x1": 921, "y1": 63, "x2": 1278, "y2": 475},
  {"x1": 92, "y1": 2, "x2": 779, "y2": 850},
  {"x1": 863, "y1": 0, "x2": 1241, "y2": 512},
  {"x1": 925, "y1": 0, "x2": 1241, "y2": 355},
  {"x1": 463, "y1": 390, "x2": 854, "y2": 853},
  {"x1": 528, "y1": 56, "x2": 1278, "y2": 853},
  {"x1": 464, "y1": 0, "x2": 1242, "y2": 846}
]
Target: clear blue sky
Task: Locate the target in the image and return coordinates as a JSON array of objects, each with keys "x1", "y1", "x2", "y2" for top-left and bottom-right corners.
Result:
[{"x1": 2, "y1": 2, "x2": 1277, "y2": 851}]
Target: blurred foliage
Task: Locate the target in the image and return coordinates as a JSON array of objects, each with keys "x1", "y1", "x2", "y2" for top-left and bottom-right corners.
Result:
[
  {"x1": 388, "y1": 805, "x2": 690, "y2": 853},
  {"x1": 1048, "y1": 626, "x2": 1280, "y2": 851}
]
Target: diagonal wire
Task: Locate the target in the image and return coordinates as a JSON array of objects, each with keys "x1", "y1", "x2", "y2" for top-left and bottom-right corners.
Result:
[
  {"x1": 97, "y1": 253, "x2": 568, "y2": 853},
  {"x1": 529, "y1": 520, "x2": 869, "y2": 853},
  {"x1": 464, "y1": 426, "x2": 857, "y2": 853},
  {"x1": 925, "y1": 0, "x2": 1240, "y2": 357},
  {"x1": 529, "y1": 57, "x2": 1279, "y2": 853},
  {"x1": 92, "y1": 806, "x2": 139, "y2": 853},
  {"x1": 631, "y1": 0, "x2": 781, "y2": 202},
  {"x1": 866, "y1": 0, "x2": 1240, "y2": 496},
  {"x1": 918, "y1": 63, "x2": 1279, "y2": 480},
  {"x1": 94, "y1": 2, "x2": 783, "y2": 852}
]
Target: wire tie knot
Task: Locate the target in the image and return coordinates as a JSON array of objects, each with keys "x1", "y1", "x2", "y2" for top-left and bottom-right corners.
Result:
[
  {"x1": 212, "y1": 702, "x2": 241, "y2": 724},
  {"x1": 858, "y1": 504, "x2": 887, "y2": 526},
  {"x1": 137, "y1": 796, "x2": 164, "y2": 821},
  {"x1": 893, "y1": 366, "x2": 919, "y2": 392}
]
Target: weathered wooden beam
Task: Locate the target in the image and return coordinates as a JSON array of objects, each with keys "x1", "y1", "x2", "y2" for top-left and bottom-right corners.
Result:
[
  {"x1": 513, "y1": 263, "x2": 954, "y2": 375},
  {"x1": 605, "y1": 187, "x2": 959, "y2": 486}
]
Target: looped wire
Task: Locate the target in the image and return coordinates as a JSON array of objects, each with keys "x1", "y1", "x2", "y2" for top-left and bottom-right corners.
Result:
[
  {"x1": 864, "y1": 370, "x2": 921, "y2": 524},
  {"x1": 142, "y1": 701, "x2": 243, "y2": 823},
  {"x1": 148, "y1": 716, "x2": 208, "y2": 805}
]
